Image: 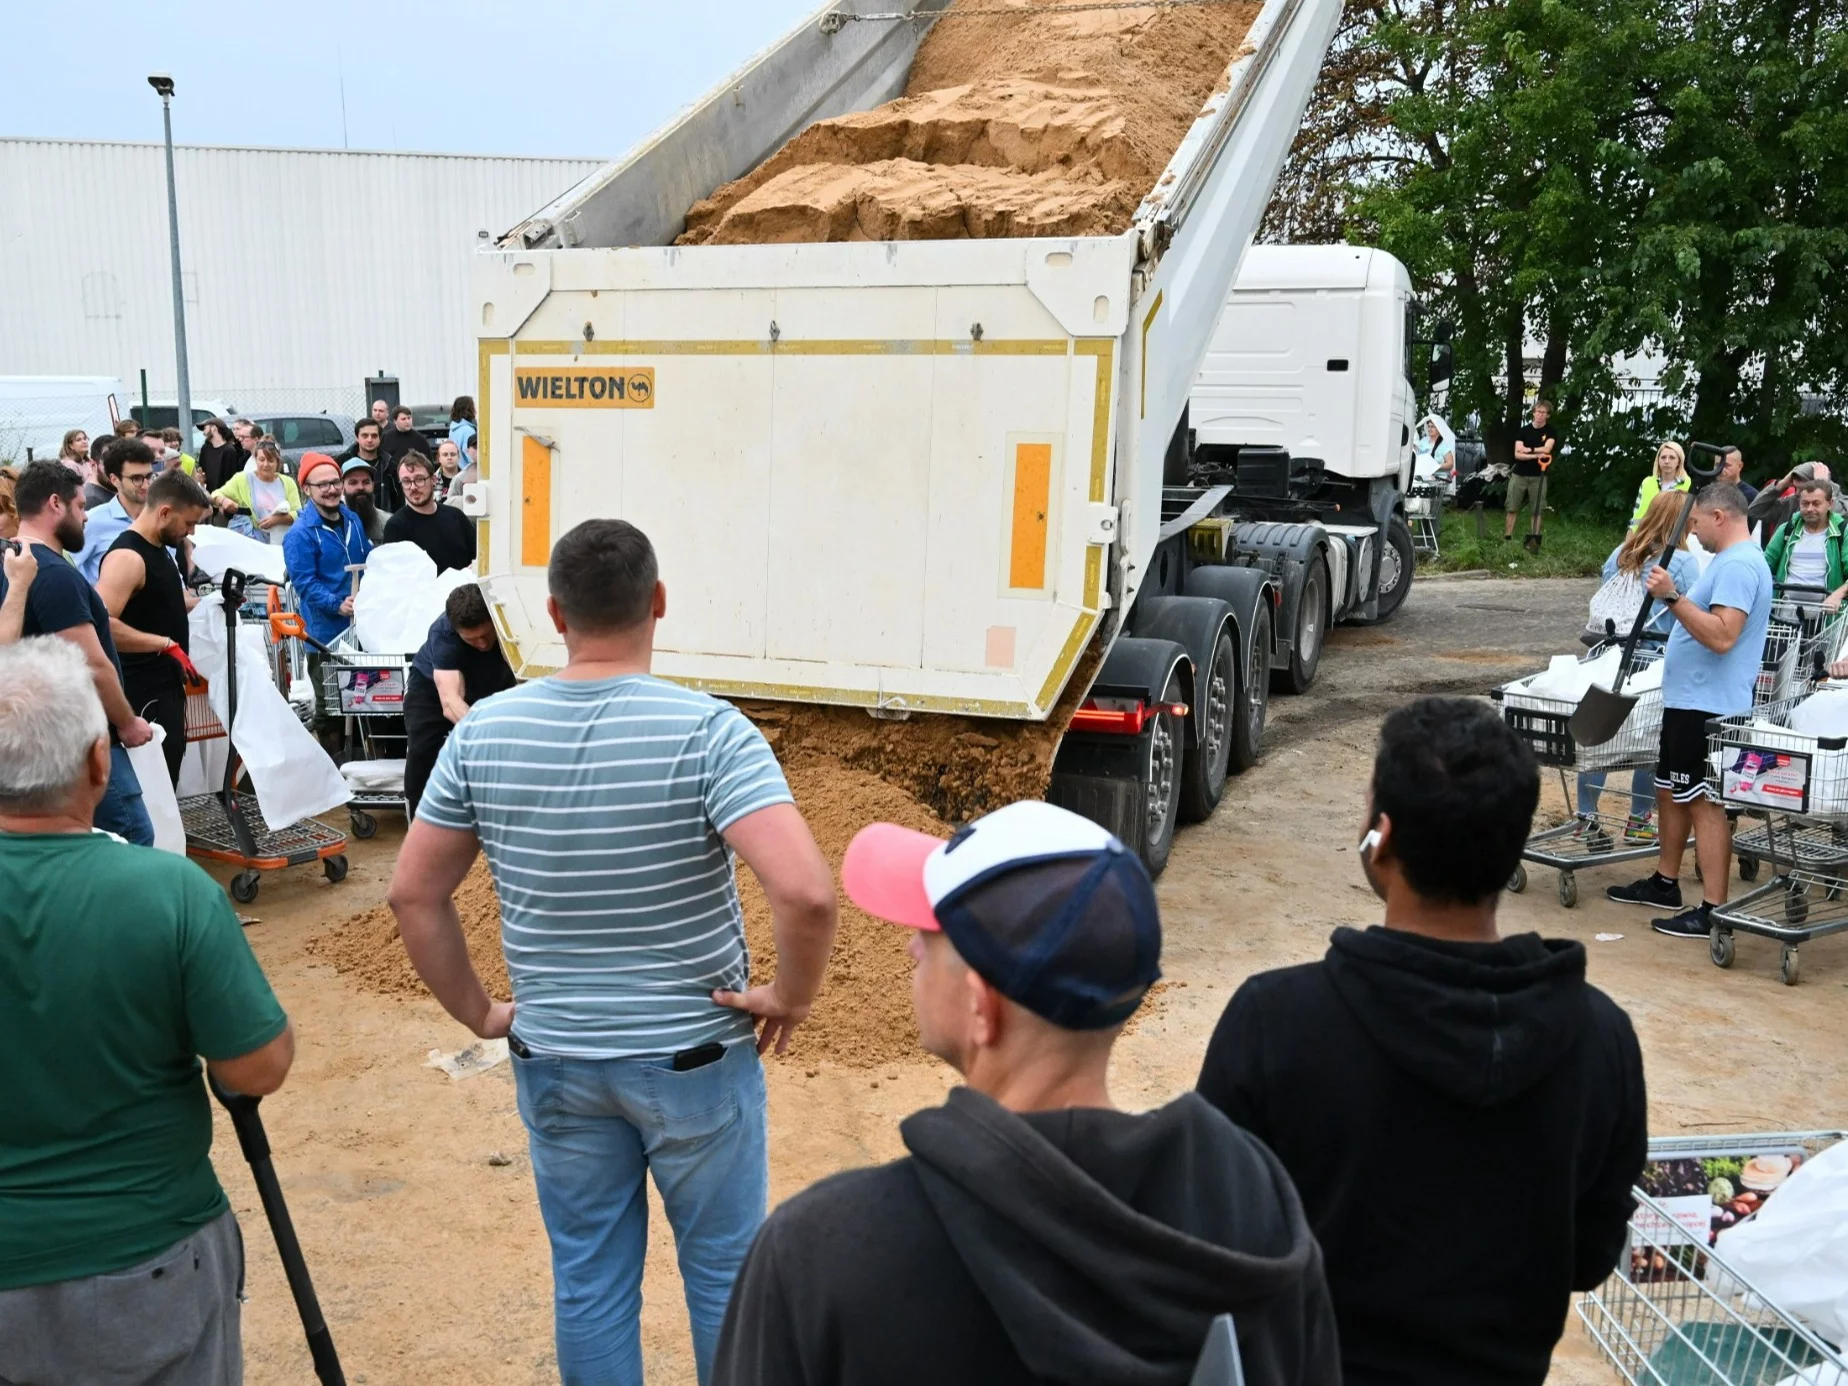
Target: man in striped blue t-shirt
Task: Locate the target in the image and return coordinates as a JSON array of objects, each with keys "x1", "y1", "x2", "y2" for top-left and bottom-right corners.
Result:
[{"x1": 391, "y1": 518, "x2": 838, "y2": 1386}]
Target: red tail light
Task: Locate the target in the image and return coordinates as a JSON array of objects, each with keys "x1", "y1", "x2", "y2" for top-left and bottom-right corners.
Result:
[{"x1": 1069, "y1": 697, "x2": 1189, "y2": 734}]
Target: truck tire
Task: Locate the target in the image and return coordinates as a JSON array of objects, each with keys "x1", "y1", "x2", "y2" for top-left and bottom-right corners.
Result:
[
  {"x1": 1272, "y1": 553, "x2": 1326, "y2": 695},
  {"x1": 1178, "y1": 624, "x2": 1237, "y2": 823},
  {"x1": 1135, "y1": 668, "x2": 1186, "y2": 876},
  {"x1": 1368, "y1": 514, "x2": 1415, "y2": 623},
  {"x1": 1232, "y1": 601, "x2": 1272, "y2": 773}
]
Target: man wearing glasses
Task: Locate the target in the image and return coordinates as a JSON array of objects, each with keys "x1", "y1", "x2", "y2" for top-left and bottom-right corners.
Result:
[
  {"x1": 283, "y1": 453, "x2": 373, "y2": 647},
  {"x1": 73, "y1": 443, "x2": 157, "y2": 585},
  {"x1": 383, "y1": 453, "x2": 476, "y2": 573}
]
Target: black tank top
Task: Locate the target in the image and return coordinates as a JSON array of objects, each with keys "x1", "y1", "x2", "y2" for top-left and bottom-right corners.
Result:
[{"x1": 108, "y1": 528, "x2": 190, "y2": 672}]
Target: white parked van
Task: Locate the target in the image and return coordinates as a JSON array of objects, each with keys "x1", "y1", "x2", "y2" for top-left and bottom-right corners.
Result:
[{"x1": 0, "y1": 376, "x2": 129, "y2": 466}]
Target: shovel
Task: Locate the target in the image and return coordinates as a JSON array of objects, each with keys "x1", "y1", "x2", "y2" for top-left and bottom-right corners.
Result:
[
  {"x1": 1570, "y1": 446, "x2": 1725, "y2": 747},
  {"x1": 210, "y1": 1077, "x2": 347, "y2": 1385}
]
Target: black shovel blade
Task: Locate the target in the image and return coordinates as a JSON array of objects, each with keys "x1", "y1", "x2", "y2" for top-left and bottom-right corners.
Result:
[{"x1": 1570, "y1": 684, "x2": 1639, "y2": 748}]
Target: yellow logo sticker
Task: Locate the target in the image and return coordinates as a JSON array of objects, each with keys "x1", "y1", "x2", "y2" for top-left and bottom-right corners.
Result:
[{"x1": 514, "y1": 367, "x2": 655, "y2": 409}]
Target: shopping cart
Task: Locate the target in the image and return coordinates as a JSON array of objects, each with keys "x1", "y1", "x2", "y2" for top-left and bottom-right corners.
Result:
[
  {"x1": 267, "y1": 613, "x2": 409, "y2": 840},
  {"x1": 1578, "y1": 1131, "x2": 1847, "y2": 1386},
  {"x1": 1758, "y1": 584, "x2": 1843, "y2": 709},
  {"x1": 1704, "y1": 692, "x2": 1848, "y2": 985},
  {"x1": 1406, "y1": 481, "x2": 1445, "y2": 557},
  {"x1": 1493, "y1": 641, "x2": 1690, "y2": 908},
  {"x1": 180, "y1": 569, "x2": 349, "y2": 905}
]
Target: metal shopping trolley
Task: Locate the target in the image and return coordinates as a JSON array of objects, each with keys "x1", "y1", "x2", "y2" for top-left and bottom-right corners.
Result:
[
  {"x1": 179, "y1": 568, "x2": 349, "y2": 905},
  {"x1": 1493, "y1": 641, "x2": 1690, "y2": 908},
  {"x1": 1758, "y1": 584, "x2": 1845, "y2": 709},
  {"x1": 266, "y1": 611, "x2": 409, "y2": 840},
  {"x1": 1406, "y1": 481, "x2": 1445, "y2": 557},
  {"x1": 1704, "y1": 693, "x2": 1848, "y2": 985},
  {"x1": 1578, "y1": 1131, "x2": 1847, "y2": 1386}
]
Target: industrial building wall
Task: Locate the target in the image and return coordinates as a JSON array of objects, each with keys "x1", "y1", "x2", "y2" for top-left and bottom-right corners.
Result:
[{"x1": 0, "y1": 138, "x2": 603, "y2": 416}]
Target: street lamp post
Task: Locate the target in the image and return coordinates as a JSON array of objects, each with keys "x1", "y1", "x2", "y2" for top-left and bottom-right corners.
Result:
[{"x1": 148, "y1": 73, "x2": 192, "y2": 449}]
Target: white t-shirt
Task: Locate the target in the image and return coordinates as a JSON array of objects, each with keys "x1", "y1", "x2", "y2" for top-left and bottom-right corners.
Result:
[{"x1": 1788, "y1": 529, "x2": 1829, "y2": 588}]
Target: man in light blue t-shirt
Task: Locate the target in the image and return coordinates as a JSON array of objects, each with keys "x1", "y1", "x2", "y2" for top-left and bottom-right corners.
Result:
[
  {"x1": 388, "y1": 518, "x2": 839, "y2": 1386},
  {"x1": 1608, "y1": 482, "x2": 1772, "y2": 939}
]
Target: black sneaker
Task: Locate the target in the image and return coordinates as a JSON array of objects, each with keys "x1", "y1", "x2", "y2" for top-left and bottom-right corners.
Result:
[
  {"x1": 1582, "y1": 824, "x2": 1614, "y2": 855},
  {"x1": 1652, "y1": 905, "x2": 1713, "y2": 938},
  {"x1": 1607, "y1": 874, "x2": 1683, "y2": 909}
]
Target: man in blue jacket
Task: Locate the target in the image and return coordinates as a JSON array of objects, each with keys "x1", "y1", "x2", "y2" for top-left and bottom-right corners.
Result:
[{"x1": 283, "y1": 453, "x2": 373, "y2": 647}]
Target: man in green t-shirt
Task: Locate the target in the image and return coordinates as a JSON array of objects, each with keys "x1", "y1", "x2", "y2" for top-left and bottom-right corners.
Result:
[{"x1": 0, "y1": 636, "x2": 295, "y2": 1385}]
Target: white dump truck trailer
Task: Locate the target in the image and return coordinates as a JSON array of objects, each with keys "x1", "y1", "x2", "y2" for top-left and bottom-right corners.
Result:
[{"x1": 466, "y1": 0, "x2": 1366, "y2": 872}]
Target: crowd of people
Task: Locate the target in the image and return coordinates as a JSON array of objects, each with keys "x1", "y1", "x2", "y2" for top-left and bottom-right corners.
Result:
[
  {"x1": 2, "y1": 500, "x2": 1662, "y2": 1386},
  {"x1": 0, "y1": 395, "x2": 483, "y2": 841}
]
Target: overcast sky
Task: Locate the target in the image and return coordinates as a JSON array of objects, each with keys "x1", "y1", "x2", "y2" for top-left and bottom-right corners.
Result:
[{"x1": 2, "y1": 0, "x2": 820, "y2": 158}]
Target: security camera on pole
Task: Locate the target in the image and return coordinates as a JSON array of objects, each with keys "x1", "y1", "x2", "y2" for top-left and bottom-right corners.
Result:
[{"x1": 148, "y1": 73, "x2": 192, "y2": 451}]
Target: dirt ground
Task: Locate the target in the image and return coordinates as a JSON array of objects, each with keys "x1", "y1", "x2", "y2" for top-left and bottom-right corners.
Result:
[{"x1": 211, "y1": 574, "x2": 1848, "y2": 1385}]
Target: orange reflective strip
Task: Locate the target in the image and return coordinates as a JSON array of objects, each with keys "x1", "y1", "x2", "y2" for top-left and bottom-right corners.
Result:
[
  {"x1": 521, "y1": 435, "x2": 552, "y2": 568},
  {"x1": 1009, "y1": 442, "x2": 1053, "y2": 590}
]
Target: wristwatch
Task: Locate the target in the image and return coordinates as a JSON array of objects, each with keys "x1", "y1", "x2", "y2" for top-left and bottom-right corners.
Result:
[{"x1": 1664, "y1": 593, "x2": 1682, "y2": 606}]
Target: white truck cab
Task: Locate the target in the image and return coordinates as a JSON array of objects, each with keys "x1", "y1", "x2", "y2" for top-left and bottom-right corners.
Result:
[{"x1": 1195, "y1": 244, "x2": 1420, "y2": 495}]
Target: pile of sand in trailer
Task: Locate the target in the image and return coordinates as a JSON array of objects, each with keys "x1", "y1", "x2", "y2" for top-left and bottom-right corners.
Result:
[{"x1": 678, "y1": 0, "x2": 1262, "y2": 246}]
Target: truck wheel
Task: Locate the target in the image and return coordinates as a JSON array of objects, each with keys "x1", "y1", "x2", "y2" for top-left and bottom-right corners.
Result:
[
  {"x1": 1272, "y1": 554, "x2": 1326, "y2": 695},
  {"x1": 1369, "y1": 515, "x2": 1415, "y2": 623},
  {"x1": 1231, "y1": 601, "x2": 1272, "y2": 773},
  {"x1": 1179, "y1": 625, "x2": 1236, "y2": 823},
  {"x1": 1134, "y1": 669, "x2": 1186, "y2": 877}
]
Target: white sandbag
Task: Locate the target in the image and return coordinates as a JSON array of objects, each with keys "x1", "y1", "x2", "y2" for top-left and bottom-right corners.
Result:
[
  {"x1": 189, "y1": 525, "x2": 289, "y2": 585},
  {"x1": 126, "y1": 725, "x2": 185, "y2": 854},
  {"x1": 342, "y1": 759, "x2": 406, "y2": 792},
  {"x1": 187, "y1": 592, "x2": 349, "y2": 827},
  {"x1": 229, "y1": 623, "x2": 350, "y2": 826},
  {"x1": 1790, "y1": 685, "x2": 1848, "y2": 739},
  {"x1": 177, "y1": 737, "x2": 229, "y2": 799},
  {"x1": 1718, "y1": 1140, "x2": 1848, "y2": 1346},
  {"x1": 352, "y1": 542, "x2": 477, "y2": 654}
]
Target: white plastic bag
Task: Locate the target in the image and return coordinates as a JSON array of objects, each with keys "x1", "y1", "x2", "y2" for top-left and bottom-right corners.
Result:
[
  {"x1": 189, "y1": 525, "x2": 290, "y2": 585},
  {"x1": 1718, "y1": 1140, "x2": 1848, "y2": 1344},
  {"x1": 188, "y1": 592, "x2": 348, "y2": 828},
  {"x1": 125, "y1": 725, "x2": 185, "y2": 855},
  {"x1": 227, "y1": 624, "x2": 349, "y2": 828},
  {"x1": 352, "y1": 542, "x2": 458, "y2": 654}
]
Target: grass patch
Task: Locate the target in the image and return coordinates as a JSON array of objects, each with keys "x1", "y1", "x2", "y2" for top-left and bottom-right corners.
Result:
[{"x1": 1418, "y1": 506, "x2": 1625, "y2": 579}]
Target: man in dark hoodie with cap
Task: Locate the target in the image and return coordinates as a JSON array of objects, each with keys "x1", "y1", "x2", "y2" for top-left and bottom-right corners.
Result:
[
  {"x1": 714, "y1": 799, "x2": 1340, "y2": 1386},
  {"x1": 1198, "y1": 697, "x2": 1647, "y2": 1386}
]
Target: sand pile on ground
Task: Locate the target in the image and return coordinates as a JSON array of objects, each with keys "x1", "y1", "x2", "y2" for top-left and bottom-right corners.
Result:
[
  {"x1": 678, "y1": 0, "x2": 1261, "y2": 246},
  {"x1": 308, "y1": 859, "x2": 511, "y2": 1002},
  {"x1": 310, "y1": 758, "x2": 950, "y2": 1067}
]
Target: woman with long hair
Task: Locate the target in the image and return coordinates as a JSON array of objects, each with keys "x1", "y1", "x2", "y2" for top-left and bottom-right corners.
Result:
[
  {"x1": 1577, "y1": 488, "x2": 1701, "y2": 848},
  {"x1": 57, "y1": 429, "x2": 94, "y2": 485},
  {"x1": 448, "y1": 395, "x2": 477, "y2": 457},
  {"x1": 1629, "y1": 440, "x2": 1690, "y2": 527}
]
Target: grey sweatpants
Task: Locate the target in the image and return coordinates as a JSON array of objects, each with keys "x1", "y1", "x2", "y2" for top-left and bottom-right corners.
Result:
[{"x1": 0, "y1": 1208, "x2": 244, "y2": 1386}]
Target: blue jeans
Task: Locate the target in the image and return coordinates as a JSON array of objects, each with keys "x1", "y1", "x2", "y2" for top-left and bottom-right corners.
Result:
[
  {"x1": 95, "y1": 743, "x2": 155, "y2": 846},
  {"x1": 513, "y1": 1039, "x2": 767, "y2": 1386},
  {"x1": 1578, "y1": 767, "x2": 1655, "y2": 821}
]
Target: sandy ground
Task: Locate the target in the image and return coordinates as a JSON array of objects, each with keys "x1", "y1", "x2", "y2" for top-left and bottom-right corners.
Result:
[{"x1": 210, "y1": 574, "x2": 1848, "y2": 1385}]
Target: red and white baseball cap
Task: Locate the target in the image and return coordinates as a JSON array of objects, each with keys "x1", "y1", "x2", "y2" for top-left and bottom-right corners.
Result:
[{"x1": 843, "y1": 800, "x2": 1162, "y2": 1030}]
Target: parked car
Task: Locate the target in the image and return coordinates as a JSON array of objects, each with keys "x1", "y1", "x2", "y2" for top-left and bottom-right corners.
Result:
[
  {"x1": 247, "y1": 412, "x2": 356, "y2": 473},
  {"x1": 133, "y1": 399, "x2": 238, "y2": 451}
]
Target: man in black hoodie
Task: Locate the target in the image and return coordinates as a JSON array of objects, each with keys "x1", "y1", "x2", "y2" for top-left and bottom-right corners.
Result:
[
  {"x1": 1197, "y1": 697, "x2": 1647, "y2": 1386},
  {"x1": 714, "y1": 800, "x2": 1341, "y2": 1386}
]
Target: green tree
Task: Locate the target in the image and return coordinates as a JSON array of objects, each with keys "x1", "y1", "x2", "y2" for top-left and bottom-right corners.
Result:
[
  {"x1": 1263, "y1": 0, "x2": 1848, "y2": 514},
  {"x1": 1609, "y1": 0, "x2": 1848, "y2": 473}
]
